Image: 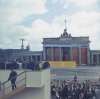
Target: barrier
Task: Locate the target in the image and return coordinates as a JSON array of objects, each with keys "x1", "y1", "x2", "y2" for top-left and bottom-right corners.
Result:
[{"x1": 49, "y1": 61, "x2": 76, "y2": 68}]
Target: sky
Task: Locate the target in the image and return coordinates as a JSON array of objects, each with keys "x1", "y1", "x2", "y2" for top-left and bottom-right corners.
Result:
[{"x1": 0, "y1": 0, "x2": 100, "y2": 51}]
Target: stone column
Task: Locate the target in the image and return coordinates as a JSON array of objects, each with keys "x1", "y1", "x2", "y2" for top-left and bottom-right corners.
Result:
[
  {"x1": 97, "y1": 54, "x2": 99, "y2": 65},
  {"x1": 96, "y1": 54, "x2": 97, "y2": 64},
  {"x1": 51, "y1": 47, "x2": 54, "y2": 61},
  {"x1": 31, "y1": 55, "x2": 33, "y2": 60},
  {"x1": 98, "y1": 54, "x2": 100, "y2": 64},
  {"x1": 59, "y1": 47, "x2": 62, "y2": 61},
  {"x1": 35, "y1": 55, "x2": 37, "y2": 60},
  {"x1": 26, "y1": 55, "x2": 28, "y2": 60},
  {"x1": 62, "y1": 47, "x2": 64, "y2": 61},
  {"x1": 43, "y1": 47, "x2": 46, "y2": 61},
  {"x1": 78, "y1": 47, "x2": 81, "y2": 65},
  {"x1": 87, "y1": 47, "x2": 90, "y2": 65},
  {"x1": 40, "y1": 54, "x2": 42, "y2": 61},
  {"x1": 91, "y1": 53, "x2": 93, "y2": 65},
  {"x1": 92, "y1": 54, "x2": 95, "y2": 64},
  {"x1": 70, "y1": 47, "x2": 73, "y2": 61}
]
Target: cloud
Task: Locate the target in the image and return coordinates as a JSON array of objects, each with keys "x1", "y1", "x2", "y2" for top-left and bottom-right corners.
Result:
[
  {"x1": 52, "y1": 0, "x2": 97, "y2": 8},
  {"x1": 0, "y1": 0, "x2": 47, "y2": 49},
  {"x1": 69, "y1": 11, "x2": 100, "y2": 35},
  {"x1": 0, "y1": 0, "x2": 47, "y2": 25},
  {"x1": 0, "y1": 0, "x2": 100, "y2": 51},
  {"x1": 10, "y1": 10, "x2": 99, "y2": 50},
  {"x1": 1, "y1": 10, "x2": 100, "y2": 50},
  {"x1": 51, "y1": 11, "x2": 100, "y2": 50},
  {"x1": 71, "y1": 0, "x2": 97, "y2": 7}
]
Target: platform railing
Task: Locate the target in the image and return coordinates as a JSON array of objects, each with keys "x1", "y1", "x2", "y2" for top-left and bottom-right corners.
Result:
[{"x1": 0, "y1": 71, "x2": 26, "y2": 98}]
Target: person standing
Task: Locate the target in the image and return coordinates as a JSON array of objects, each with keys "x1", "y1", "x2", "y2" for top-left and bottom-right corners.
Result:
[
  {"x1": 8, "y1": 69, "x2": 17, "y2": 90},
  {"x1": 35, "y1": 60, "x2": 40, "y2": 70},
  {"x1": 74, "y1": 75, "x2": 77, "y2": 83},
  {"x1": 30, "y1": 59, "x2": 36, "y2": 70}
]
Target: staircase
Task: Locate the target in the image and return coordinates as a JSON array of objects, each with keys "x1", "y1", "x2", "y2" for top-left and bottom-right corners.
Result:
[
  {"x1": 0, "y1": 71, "x2": 26, "y2": 99},
  {"x1": 0, "y1": 69, "x2": 50, "y2": 99}
]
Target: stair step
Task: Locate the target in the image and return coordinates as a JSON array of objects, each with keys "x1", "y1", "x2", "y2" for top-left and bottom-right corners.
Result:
[{"x1": 1, "y1": 85, "x2": 26, "y2": 99}]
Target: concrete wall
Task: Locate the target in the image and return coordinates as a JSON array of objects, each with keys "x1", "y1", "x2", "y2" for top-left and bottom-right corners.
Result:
[
  {"x1": 41, "y1": 69, "x2": 50, "y2": 99},
  {"x1": 26, "y1": 69, "x2": 50, "y2": 99}
]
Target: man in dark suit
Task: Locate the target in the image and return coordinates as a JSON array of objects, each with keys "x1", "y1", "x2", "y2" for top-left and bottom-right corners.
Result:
[{"x1": 8, "y1": 69, "x2": 17, "y2": 90}]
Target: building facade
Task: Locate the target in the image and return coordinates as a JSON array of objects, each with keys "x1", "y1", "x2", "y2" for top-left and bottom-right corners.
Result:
[
  {"x1": 0, "y1": 45, "x2": 30, "y2": 61},
  {"x1": 20, "y1": 51, "x2": 43, "y2": 61},
  {"x1": 42, "y1": 28, "x2": 90, "y2": 65},
  {"x1": 0, "y1": 28, "x2": 100, "y2": 66},
  {"x1": 90, "y1": 50, "x2": 100, "y2": 65}
]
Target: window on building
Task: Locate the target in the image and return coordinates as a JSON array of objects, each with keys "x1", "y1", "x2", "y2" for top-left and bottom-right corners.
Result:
[
  {"x1": 99, "y1": 54, "x2": 100, "y2": 64},
  {"x1": 29, "y1": 56, "x2": 31, "y2": 61},
  {"x1": 23, "y1": 56, "x2": 26, "y2": 60},
  {"x1": 93, "y1": 54, "x2": 97, "y2": 64},
  {"x1": 32, "y1": 55, "x2": 36, "y2": 60},
  {"x1": 37, "y1": 55, "x2": 40, "y2": 61}
]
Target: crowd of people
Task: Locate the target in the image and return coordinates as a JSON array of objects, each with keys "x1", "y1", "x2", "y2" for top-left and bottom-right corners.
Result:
[
  {"x1": 51, "y1": 76, "x2": 98, "y2": 99},
  {"x1": 0, "y1": 59, "x2": 50, "y2": 70}
]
